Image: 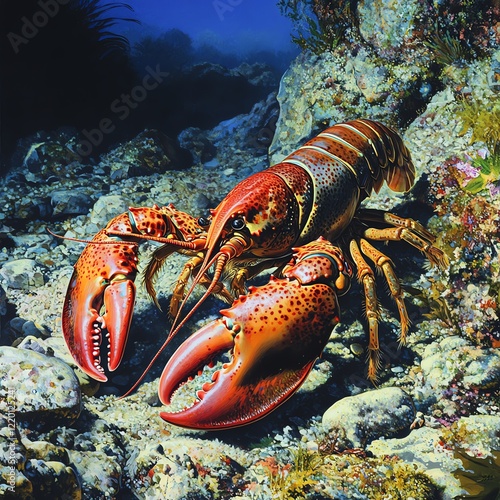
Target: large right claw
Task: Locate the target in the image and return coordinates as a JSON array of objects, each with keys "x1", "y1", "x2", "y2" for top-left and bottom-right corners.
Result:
[
  {"x1": 62, "y1": 223, "x2": 139, "y2": 381},
  {"x1": 158, "y1": 238, "x2": 351, "y2": 429}
]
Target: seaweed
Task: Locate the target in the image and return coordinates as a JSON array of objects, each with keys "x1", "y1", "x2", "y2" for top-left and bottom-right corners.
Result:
[
  {"x1": 453, "y1": 449, "x2": 500, "y2": 500},
  {"x1": 458, "y1": 98, "x2": 500, "y2": 158},
  {"x1": 423, "y1": 0, "x2": 498, "y2": 57},
  {"x1": 277, "y1": 0, "x2": 358, "y2": 54},
  {"x1": 424, "y1": 30, "x2": 472, "y2": 67},
  {"x1": 456, "y1": 96, "x2": 500, "y2": 195},
  {"x1": 265, "y1": 444, "x2": 442, "y2": 499},
  {"x1": 1, "y1": 0, "x2": 139, "y2": 159},
  {"x1": 278, "y1": 0, "x2": 499, "y2": 57},
  {"x1": 267, "y1": 445, "x2": 323, "y2": 499},
  {"x1": 378, "y1": 463, "x2": 443, "y2": 500},
  {"x1": 405, "y1": 284, "x2": 456, "y2": 328}
]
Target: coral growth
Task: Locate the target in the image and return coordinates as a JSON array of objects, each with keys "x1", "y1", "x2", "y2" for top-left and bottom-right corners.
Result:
[
  {"x1": 424, "y1": 94, "x2": 500, "y2": 346},
  {"x1": 427, "y1": 169, "x2": 500, "y2": 345},
  {"x1": 256, "y1": 443, "x2": 441, "y2": 499},
  {"x1": 278, "y1": 0, "x2": 499, "y2": 58}
]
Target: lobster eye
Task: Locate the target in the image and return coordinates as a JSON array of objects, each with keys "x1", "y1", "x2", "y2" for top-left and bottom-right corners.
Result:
[
  {"x1": 231, "y1": 217, "x2": 245, "y2": 230},
  {"x1": 198, "y1": 217, "x2": 210, "y2": 228}
]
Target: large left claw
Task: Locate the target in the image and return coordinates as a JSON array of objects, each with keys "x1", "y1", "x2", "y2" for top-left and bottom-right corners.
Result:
[
  {"x1": 61, "y1": 205, "x2": 209, "y2": 382},
  {"x1": 159, "y1": 238, "x2": 350, "y2": 429},
  {"x1": 62, "y1": 215, "x2": 139, "y2": 382}
]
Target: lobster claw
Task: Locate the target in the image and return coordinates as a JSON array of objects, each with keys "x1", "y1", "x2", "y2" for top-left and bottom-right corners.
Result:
[
  {"x1": 159, "y1": 276, "x2": 341, "y2": 429},
  {"x1": 62, "y1": 234, "x2": 138, "y2": 382}
]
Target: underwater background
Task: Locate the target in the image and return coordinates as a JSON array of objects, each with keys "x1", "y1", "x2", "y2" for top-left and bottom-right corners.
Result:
[{"x1": 0, "y1": 1, "x2": 499, "y2": 498}]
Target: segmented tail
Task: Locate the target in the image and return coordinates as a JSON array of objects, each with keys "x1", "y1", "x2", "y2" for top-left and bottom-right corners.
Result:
[{"x1": 307, "y1": 119, "x2": 415, "y2": 195}]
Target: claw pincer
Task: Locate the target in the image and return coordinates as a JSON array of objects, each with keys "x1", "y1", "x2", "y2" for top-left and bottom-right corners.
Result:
[
  {"x1": 62, "y1": 206, "x2": 193, "y2": 381},
  {"x1": 62, "y1": 214, "x2": 139, "y2": 381},
  {"x1": 159, "y1": 239, "x2": 351, "y2": 429}
]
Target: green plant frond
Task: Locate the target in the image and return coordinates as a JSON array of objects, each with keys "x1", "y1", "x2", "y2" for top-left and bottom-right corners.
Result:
[
  {"x1": 278, "y1": 0, "x2": 353, "y2": 54},
  {"x1": 463, "y1": 176, "x2": 488, "y2": 195},
  {"x1": 71, "y1": 0, "x2": 140, "y2": 56},
  {"x1": 291, "y1": 445, "x2": 323, "y2": 473},
  {"x1": 424, "y1": 30, "x2": 472, "y2": 67}
]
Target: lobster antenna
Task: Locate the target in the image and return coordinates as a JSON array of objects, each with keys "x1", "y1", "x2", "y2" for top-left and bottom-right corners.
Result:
[
  {"x1": 48, "y1": 227, "x2": 202, "y2": 249},
  {"x1": 120, "y1": 252, "x2": 226, "y2": 399},
  {"x1": 46, "y1": 228, "x2": 138, "y2": 246},
  {"x1": 170, "y1": 251, "x2": 228, "y2": 340}
]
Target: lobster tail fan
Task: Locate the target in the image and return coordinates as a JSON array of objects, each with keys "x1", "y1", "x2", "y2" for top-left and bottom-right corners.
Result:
[
  {"x1": 361, "y1": 120, "x2": 415, "y2": 193},
  {"x1": 383, "y1": 134, "x2": 415, "y2": 192}
]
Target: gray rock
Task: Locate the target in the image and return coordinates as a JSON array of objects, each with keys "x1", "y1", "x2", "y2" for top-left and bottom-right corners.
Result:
[
  {"x1": 68, "y1": 450, "x2": 121, "y2": 499},
  {"x1": 178, "y1": 127, "x2": 217, "y2": 165},
  {"x1": 269, "y1": 49, "x2": 430, "y2": 164},
  {"x1": 101, "y1": 129, "x2": 189, "y2": 177},
  {"x1": 89, "y1": 194, "x2": 129, "y2": 228},
  {"x1": 66, "y1": 419, "x2": 124, "y2": 499},
  {"x1": 23, "y1": 459, "x2": 81, "y2": 499},
  {"x1": 21, "y1": 321, "x2": 48, "y2": 339},
  {"x1": 6, "y1": 317, "x2": 27, "y2": 336},
  {"x1": 358, "y1": 0, "x2": 424, "y2": 55},
  {"x1": 16, "y1": 335, "x2": 53, "y2": 355},
  {"x1": 50, "y1": 190, "x2": 93, "y2": 216},
  {"x1": 368, "y1": 415, "x2": 500, "y2": 499},
  {"x1": 0, "y1": 284, "x2": 6, "y2": 316},
  {"x1": 0, "y1": 346, "x2": 81, "y2": 431},
  {"x1": 368, "y1": 426, "x2": 464, "y2": 498},
  {"x1": 0, "y1": 259, "x2": 44, "y2": 289},
  {"x1": 322, "y1": 387, "x2": 416, "y2": 450},
  {"x1": 0, "y1": 415, "x2": 81, "y2": 499}
]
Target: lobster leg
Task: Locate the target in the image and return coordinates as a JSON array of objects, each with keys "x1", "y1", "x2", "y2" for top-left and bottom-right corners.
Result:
[
  {"x1": 229, "y1": 258, "x2": 289, "y2": 297},
  {"x1": 349, "y1": 240, "x2": 381, "y2": 380},
  {"x1": 170, "y1": 252, "x2": 236, "y2": 318},
  {"x1": 364, "y1": 226, "x2": 446, "y2": 268},
  {"x1": 168, "y1": 253, "x2": 206, "y2": 318},
  {"x1": 357, "y1": 209, "x2": 448, "y2": 269},
  {"x1": 359, "y1": 238, "x2": 410, "y2": 343}
]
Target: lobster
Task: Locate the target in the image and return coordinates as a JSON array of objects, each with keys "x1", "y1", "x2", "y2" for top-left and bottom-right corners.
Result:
[{"x1": 61, "y1": 119, "x2": 447, "y2": 429}]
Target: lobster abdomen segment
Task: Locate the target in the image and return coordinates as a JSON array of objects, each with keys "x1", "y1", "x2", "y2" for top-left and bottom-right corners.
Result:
[
  {"x1": 269, "y1": 119, "x2": 415, "y2": 244},
  {"x1": 312, "y1": 119, "x2": 415, "y2": 194}
]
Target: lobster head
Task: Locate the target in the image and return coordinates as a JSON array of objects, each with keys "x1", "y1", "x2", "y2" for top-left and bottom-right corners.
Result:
[
  {"x1": 167, "y1": 169, "x2": 305, "y2": 338},
  {"x1": 203, "y1": 170, "x2": 302, "y2": 261}
]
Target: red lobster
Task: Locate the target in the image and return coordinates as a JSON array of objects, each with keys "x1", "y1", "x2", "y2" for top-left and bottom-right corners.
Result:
[{"x1": 61, "y1": 119, "x2": 447, "y2": 429}]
